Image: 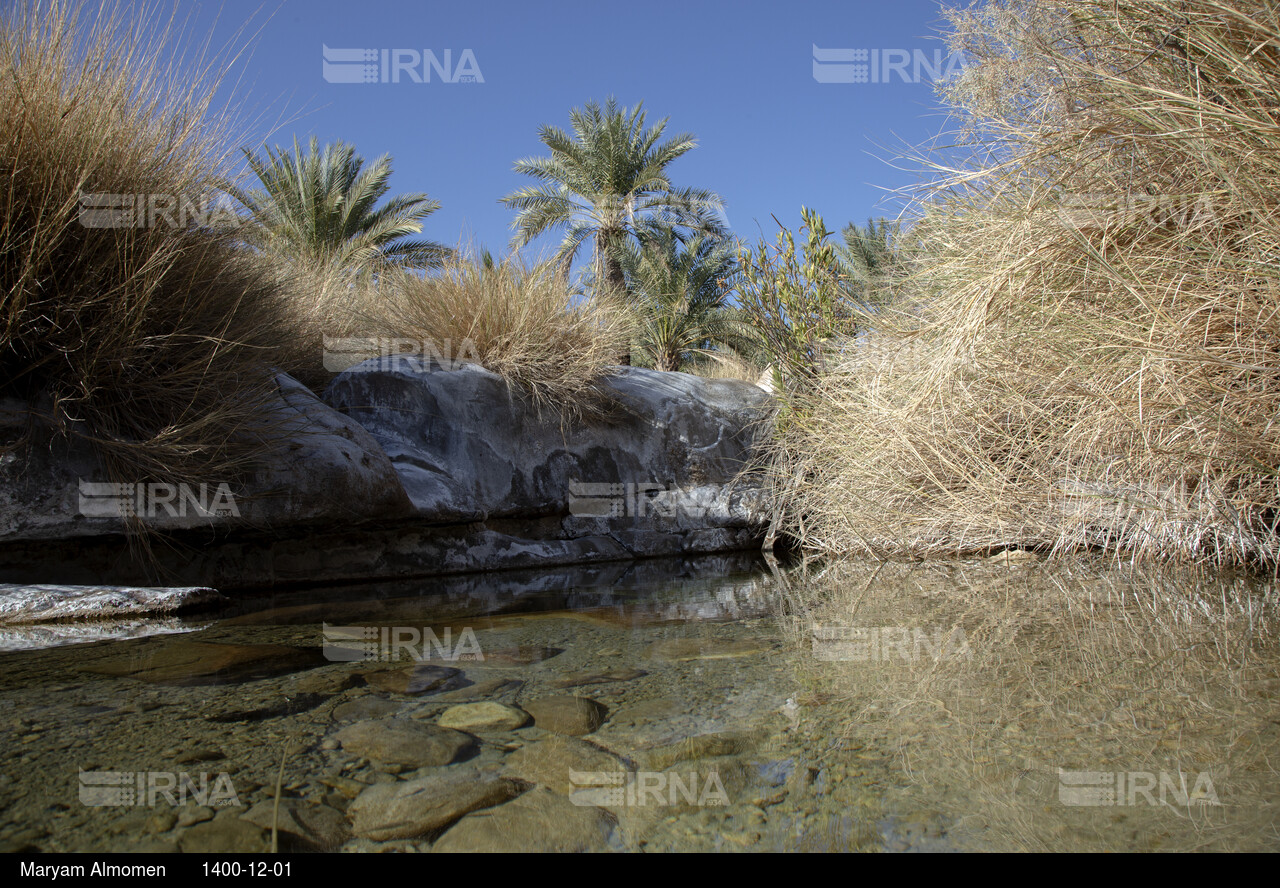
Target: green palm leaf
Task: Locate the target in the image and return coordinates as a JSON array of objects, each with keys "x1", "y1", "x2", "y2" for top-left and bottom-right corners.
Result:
[{"x1": 231, "y1": 135, "x2": 452, "y2": 276}]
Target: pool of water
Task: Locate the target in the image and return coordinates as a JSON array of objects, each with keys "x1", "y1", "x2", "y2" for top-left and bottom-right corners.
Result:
[{"x1": 0, "y1": 552, "x2": 1276, "y2": 852}]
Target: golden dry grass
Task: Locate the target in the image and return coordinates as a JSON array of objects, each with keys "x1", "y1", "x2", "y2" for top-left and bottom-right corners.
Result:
[
  {"x1": 768, "y1": 1, "x2": 1280, "y2": 568},
  {"x1": 0, "y1": 0, "x2": 294, "y2": 489},
  {"x1": 367, "y1": 252, "x2": 632, "y2": 415}
]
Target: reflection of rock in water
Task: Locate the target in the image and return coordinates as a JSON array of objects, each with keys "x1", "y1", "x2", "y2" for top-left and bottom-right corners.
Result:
[{"x1": 0, "y1": 617, "x2": 208, "y2": 652}]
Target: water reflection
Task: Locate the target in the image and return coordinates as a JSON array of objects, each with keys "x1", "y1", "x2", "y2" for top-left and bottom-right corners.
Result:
[
  {"x1": 777, "y1": 557, "x2": 1280, "y2": 852},
  {"x1": 0, "y1": 553, "x2": 1275, "y2": 851}
]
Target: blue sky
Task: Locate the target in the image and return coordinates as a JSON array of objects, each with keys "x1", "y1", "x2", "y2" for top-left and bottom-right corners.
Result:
[{"x1": 130, "y1": 0, "x2": 970, "y2": 260}]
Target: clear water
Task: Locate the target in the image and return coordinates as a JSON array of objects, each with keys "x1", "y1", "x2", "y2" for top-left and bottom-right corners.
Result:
[{"x1": 0, "y1": 552, "x2": 1276, "y2": 852}]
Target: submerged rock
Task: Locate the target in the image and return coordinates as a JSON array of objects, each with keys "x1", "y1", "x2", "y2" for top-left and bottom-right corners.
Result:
[
  {"x1": 362, "y1": 664, "x2": 465, "y2": 696},
  {"x1": 347, "y1": 771, "x2": 521, "y2": 841},
  {"x1": 436, "y1": 702, "x2": 529, "y2": 732},
  {"x1": 241, "y1": 799, "x2": 348, "y2": 851},
  {"x1": 333, "y1": 718, "x2": 477, "y2": 768},
  {"x1": 332, "y1": 697, "x2": 403, "y2": 722},
  {"x1": 524, "y1": 696, "x2": 609, "y2": 736},
  {"x1": 177, "y1": 819, "x2": 269, "y2": 854},
  {"x1": 551, "y1": 667, "x2": 647, "y2": 689},
  {"x1": 502, "y1": 736, "x2": 628, "y2": 794},
  {"x1": 431, "y1": 786, "x2": 614, "y2": 853},
  {"x1": 79, "y1": 638, "x2": 324, "y2": 686}
]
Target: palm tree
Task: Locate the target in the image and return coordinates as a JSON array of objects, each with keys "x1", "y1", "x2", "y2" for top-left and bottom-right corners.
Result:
[
  {"x1": 232, "y1": 136, "x2": 451, "y2": 275},
  {"x1": 836, "y1": 217, "x2": 905, "y2": 309},
  {"x1": 618, "y1": 227, "x2": 750, "y2": 372},
  {"x1": 500, "y1": 98, "x2": 727, "y2": 301}
]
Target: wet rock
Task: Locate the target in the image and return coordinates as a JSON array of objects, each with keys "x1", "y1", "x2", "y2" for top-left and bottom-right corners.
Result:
[
  {"x1": 437, "y1": 702, "x2": 528, "y2": 733},
  {"x1": 241, "y1": 799, "x2": 348, "y2": 850},
  {"x1": 642, "y1": 637, "x2": 773, "y2": 662},
  {"x1": 550, "y1": 668, "x2": 647, "y2": 689},
  {"x1": 318, "y1": 775, "x2": 369, "y2": 800},
  {"x1": 502, "y1": 736, "x2": 627, "y2": 794},
  {"x1": 0, "y1": 584, "x2": 225, "y2": 625},
  {"x1": 130, "y1": 839, "x2": 181, "y2": 853},
  {"x1": 145, "y1": 810, "x2": 177, "y2": 833},
  {"x1": 80, "y1": 639, "x2": 325, "y2": 686},
  {"x1": 347, "y1": 771, "x2": 522, "y2": 841},
  {"x1": 333, "y1": 719, "x2": 477, "y2": 768},
  {"x1": 363, "y1": 665, "x2": 465, "y2": 696},
  {"x1": 639, "y1": 733, "x2": 747, "y2": 770},
  {"x1": 525, "y1": 696, "x2": 608, "y2": 736},
  {"x1": 609, "y1": 756, "x2": 752, "y2": 845},
  {"x1": 293, "y1": 670, "x2": 363, "y2": 695},
  {"x1": 173, "y1": 748, "x2": 225, "y2": 765},
  {"x1": 432, "y1": 786, "x2": 614, "y2": 853},
  {"x1": 177, "y1": 818, "x2": 269, "y2": 853},
  {"x1": 176, "y1": 806, "x2": 215, "y2": 828},
  {"x1": 332, "y1": 697, "x2": 403, "y2": 722}
]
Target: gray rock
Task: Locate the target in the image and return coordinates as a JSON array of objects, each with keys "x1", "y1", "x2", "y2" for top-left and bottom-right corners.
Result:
[
  {"x1": 333, "y1": 719, "x2": 476, "y2": 768},
  {"x1": 325, "y1": 360, "x2": 769, "y2": 524},
  {"x1": 347, "y1": 771, "x2": 521, "y2": 840},
  {"x1": 0, "y1": 364, "x2": 772, "y2": 588},
  {"x1": 0, "y1": 584, "x2": 224, "y2": 625},
  {"x1": 430, "y1": 677, "x2": 524, "y2": 703},
  {"x1": 0, "y1": 373, "x2": 412, "y2": 543}
]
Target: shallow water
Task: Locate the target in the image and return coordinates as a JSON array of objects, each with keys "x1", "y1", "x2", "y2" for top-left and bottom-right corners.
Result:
[{"x1": 0, "y1": 553, "x2": 1276, "y2": 852}]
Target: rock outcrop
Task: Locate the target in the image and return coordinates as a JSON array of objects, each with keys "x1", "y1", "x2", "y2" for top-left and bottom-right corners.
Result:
[{"x1": 0, "y1": 360, "x2": 774, "y2": 589}]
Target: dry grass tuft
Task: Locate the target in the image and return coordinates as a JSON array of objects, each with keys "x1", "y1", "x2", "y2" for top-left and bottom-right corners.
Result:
[
  {"x1": 369, "y1": 251, "x2": 631, "y2": 416},
  {"x1": 0, "y1": 0, "x2": 293, "y2": 492},
  {"x1": 770, "y1": 1, "x2": 1280, "y2": 568}
]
